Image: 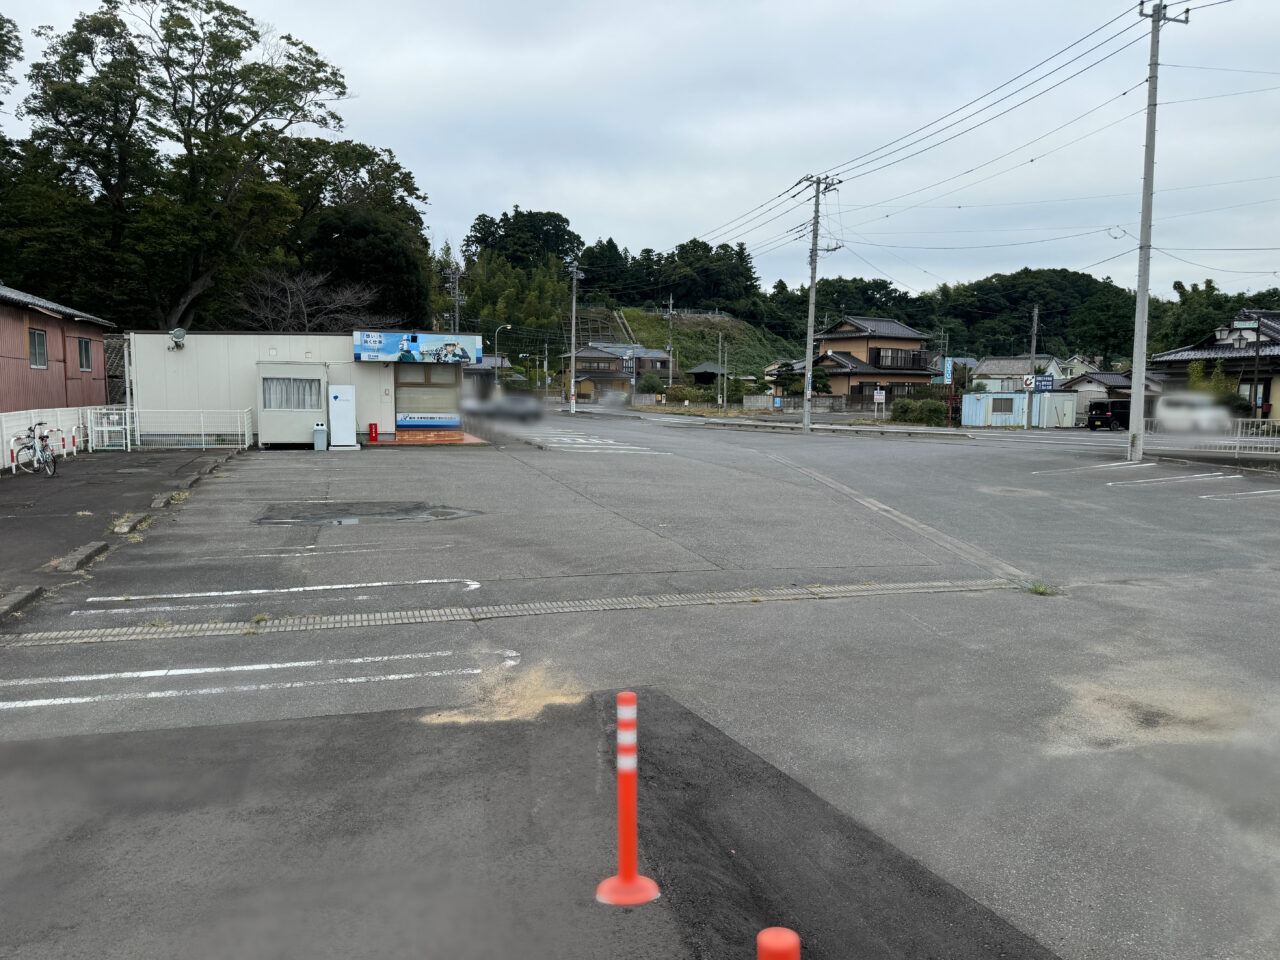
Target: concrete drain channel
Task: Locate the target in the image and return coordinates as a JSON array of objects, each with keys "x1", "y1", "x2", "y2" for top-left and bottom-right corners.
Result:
[{"x1": 254, "y1": 501, "x2": 480, "y2": 526}]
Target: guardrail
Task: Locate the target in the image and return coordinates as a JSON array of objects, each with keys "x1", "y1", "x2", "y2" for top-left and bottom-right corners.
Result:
[{"x1": 1144, "y1": 417, "x2": 1280, "y2": 458}]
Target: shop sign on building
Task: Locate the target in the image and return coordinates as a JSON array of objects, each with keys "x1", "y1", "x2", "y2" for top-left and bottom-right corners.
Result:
[{"x1": 353, "y1": 331, "x2": 483, "y2": 364}]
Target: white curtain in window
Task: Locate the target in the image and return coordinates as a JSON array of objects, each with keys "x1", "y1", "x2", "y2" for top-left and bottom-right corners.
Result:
[{"x1": 262, "y1": 377, "x2": 321, "y2": 410}]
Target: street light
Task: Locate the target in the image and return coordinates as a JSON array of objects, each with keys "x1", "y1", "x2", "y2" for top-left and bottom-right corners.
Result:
[{"x1": 493, "y1": 324, "x2": 512, "y2": 394}]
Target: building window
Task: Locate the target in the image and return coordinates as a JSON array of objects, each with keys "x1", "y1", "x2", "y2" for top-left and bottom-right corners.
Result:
[
  {"x1": 262, "y1": 377, "x2": 322, "y2": 410},
  {"x1": 79, "y1": 338, "x2": 93, "y2": 371},
  {"x1": 29, "y1": 329, "x2": 48, "y2": 369},
  {"x1": 992, "y1": 397, "x2": 1014, "y2": 414}
]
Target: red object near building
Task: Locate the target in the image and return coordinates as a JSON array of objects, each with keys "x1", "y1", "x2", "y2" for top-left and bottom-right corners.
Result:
[
  {"x1": 0, "y1": 284, "x2": 114, "y2": 412},
  {"x1": 368, "y1": 421, "x2": 378, "y2": 443}
]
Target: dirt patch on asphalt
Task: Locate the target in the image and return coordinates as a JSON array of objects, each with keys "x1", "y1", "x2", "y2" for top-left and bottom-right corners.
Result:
[
  {"x1": 419, "y1": 664, "x2": 585, "y2": 725},
  {"x1": 1046, "y1": 676, "x2": 1253, "y2": 752}
]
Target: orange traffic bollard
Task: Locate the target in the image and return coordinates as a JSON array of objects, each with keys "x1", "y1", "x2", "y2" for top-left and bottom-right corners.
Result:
[
  {"x1": 757, "y1": 926, "x2": 801, "y2": 960},
  {"x1": 595, "y1": 691, "x2": 661, "y2": 905}
]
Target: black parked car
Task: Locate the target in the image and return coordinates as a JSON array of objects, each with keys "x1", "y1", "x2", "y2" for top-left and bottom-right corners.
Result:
[{"x1": 1087, "y1": 399, "x2": 1130, "y2": 431}]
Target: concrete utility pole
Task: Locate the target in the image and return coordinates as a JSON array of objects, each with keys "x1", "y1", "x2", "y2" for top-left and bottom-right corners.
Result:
[
  {"x1": 445, "y1": 270, "x2": 466, "y2": 334},
  {"x1": 717, "y1": 333, "x2": 724, "y2": 414},
  {"x1": 667, "y1": 293, "x2": 674, "y2": 387},
  {"x1": 1026, "y1": 303, "x2": 1039, "y2": 430},
  {"x1": 569, "y1": 261, "x2": 584, "y2": 414},
  {"x1": 801, "y1": 174, "x2": 840, "y2": 433},
  {"x1": 1130, "y1": 1, "x2": 1190, "y2": 461}
]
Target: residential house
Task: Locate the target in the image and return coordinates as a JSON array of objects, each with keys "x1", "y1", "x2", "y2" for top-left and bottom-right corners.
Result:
[
  {"x1": 1058, "y1": 370, "x2": 1168, "y2": 421},
  {"x1": 764, "y1": 358, "x2": 802, "y2": 392},
  {"x1": 1057, "y1": 354, "x2": 1102, "y2": 380},
  {"x1": 807, "y1": 316, "x2": 940, "y2": 401},
  {"x1": 971, "y1": 354, "x2": 1065, "y2": 392},
  {"x1": 0, "y1": 284, "x2": 114, "y2": 413},
  {"x1": 1150, "y1": 309, "x2": 1280, "y2": 418},
  {"x1": 560, "y1": 343, "x2": 672, "y2": 402}
]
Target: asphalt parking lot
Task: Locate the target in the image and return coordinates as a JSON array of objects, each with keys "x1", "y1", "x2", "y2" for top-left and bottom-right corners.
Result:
[{"x1": 3, "y1": 417, "x2": 1278, "y2": 959}]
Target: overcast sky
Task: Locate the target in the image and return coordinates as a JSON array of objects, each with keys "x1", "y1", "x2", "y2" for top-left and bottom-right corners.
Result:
[{"x1": 4, "y1": 0, "x2": 1277, "y2": 298}]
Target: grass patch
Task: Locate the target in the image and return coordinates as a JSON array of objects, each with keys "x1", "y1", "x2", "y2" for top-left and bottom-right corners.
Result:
[
  {"x1": 76, "y1": 510, "x2": 94, "y2": 517},
  {"x1": 125, "y1": 533, "x2": 143, "y2": 544},
  {"x1": 171, "y1": 490, "x2": 190, "y2": 504},
  {"x1": 1026, "y1": 581, "x2": 1062, "y2": 597},
  {"x1": 250, "y1": 613, "x2": 270, "y2": 624}
]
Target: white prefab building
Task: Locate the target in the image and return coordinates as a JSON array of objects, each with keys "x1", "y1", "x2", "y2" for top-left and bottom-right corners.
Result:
[{"x1": 127, "y1": 330, "x2": 482, "y2": 445}]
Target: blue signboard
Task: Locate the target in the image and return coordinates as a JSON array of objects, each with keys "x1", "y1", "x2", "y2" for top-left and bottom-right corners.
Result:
[
  {"x1": 1034, "y1": 375, "x2": 1055, "y2": 392},
  {"x1": 353, "y1": 331, "x2": 483, "y2": 364},
  {"x1": 944, "y1": 357, "x2": 954, "y2": 385},
  {"x1": 396, "y1": 412, "x2": 460, "y2": 429}
]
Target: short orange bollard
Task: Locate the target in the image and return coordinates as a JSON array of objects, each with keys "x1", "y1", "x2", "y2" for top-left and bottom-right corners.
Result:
[
  {"x1": 595, "y1": 691, "x2": 661, "y2": 905},
  {"x1": 757, "y1": 926, "x2": 801, "y2": 960}
]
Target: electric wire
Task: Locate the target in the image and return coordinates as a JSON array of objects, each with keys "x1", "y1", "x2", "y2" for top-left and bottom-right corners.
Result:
[
  {"x1": 825, "y1": 23, "x2": 1148, "y2": 183},
  {"x1": 816, "y1": 3, "x2": 1137, "y2": 178}
]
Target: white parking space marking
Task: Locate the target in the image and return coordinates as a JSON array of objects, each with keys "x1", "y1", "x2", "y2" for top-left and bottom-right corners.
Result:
[
  {"x1": 1105, "y1": 472, "x2": 1241, "y2": 487},
  {"x1": 0, "y1": 649, "x2": 458, "y2": 687},
  {"x1": 71, "y1": 595, "x2": 382, "y2": 617},
  {"x1": 1031, "y1": 461, "x2": 1155, "y2": 475},
  {"x1": 0, "y1": 669, "x2": 484, "y2": 710},
  {"x1": 86, "y1": 577, "x2": 481, "y2": 604},
  {"x1": 0, "y1": 648, "x2": 521, "y2": 711},
  {"x1": 1200, "y1": 488, "x2": 1280, "y2": 501},
  {"x1": 502, "y1": 426, "x2": 670, "y2": 454}
]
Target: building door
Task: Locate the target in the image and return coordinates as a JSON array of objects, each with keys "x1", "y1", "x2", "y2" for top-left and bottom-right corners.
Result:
[{"x1": 394, "y1": 363, "x2": 461, "y2": 430}]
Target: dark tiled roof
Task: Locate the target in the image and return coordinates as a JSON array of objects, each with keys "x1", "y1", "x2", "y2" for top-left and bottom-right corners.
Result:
[
  {"x1": 817, "y1": 352, "x2": 878, "y2": 374},
  {"x1": 686, "y1": 362, "x2": 726, "y2": 374},
  {"x1": 973, "y1": 354, "x2": 1059, "y2": 376},
  {"x1": 1152, "y1": 344, "x2": 1280, "y2": 362},
  {"x1": 0, "y1": 283, "x2": 114, "y2": 328},
  {"x1": 589, "y1": 342, "x2": 670, "y2": 360},
  {"x1": 816, "y1": 316, "x2": 927, "y2": 340}
]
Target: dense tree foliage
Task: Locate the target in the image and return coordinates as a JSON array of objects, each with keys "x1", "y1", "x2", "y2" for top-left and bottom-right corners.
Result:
[{"x1": 0, "y1": 1, "x2": 429, "y2": 329}]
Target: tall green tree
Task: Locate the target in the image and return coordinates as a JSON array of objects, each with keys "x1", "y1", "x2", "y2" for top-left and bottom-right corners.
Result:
[{"x1": 0, "y1": 13, "x2": 21, "y2": 110}]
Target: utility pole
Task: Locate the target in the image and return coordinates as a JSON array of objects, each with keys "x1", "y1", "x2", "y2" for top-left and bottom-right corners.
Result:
[
  {"x1": 717, "y1": 333, "x2": 724, "y2": 414},
  {"x1": 1130, "y1": 1, "x2": 1190, "y2": 461},
  {"x1": 544, "y1": 342, "x2": 549, "y2": 400},
  {"x1": 801, "y1": 174, "x2": 840, "y2": 433},
  {"x1": 569, "y1": 261, "x2": 583, "y2": 414},
  {"x1": 666, "y1": 293, "x2": 674, "y2": 387},
  {"x1": 1026, "y1": 304, "x2": 1039, "y2": 430},
  {"x1": 445, "y1": 270, "x2": 466, "y2": 334}
]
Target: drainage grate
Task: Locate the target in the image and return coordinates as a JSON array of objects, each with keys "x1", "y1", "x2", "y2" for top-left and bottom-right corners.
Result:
[{"x1": 254, "y1": 501, "x2": 480, "y2": 526}]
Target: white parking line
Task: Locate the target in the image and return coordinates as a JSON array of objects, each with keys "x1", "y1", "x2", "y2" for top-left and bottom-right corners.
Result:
[
  {"x1": 86, "y1": 577, "x2": 481, "y2": 603},
  {"x1": 1106, "y1": 472, "x2": 1240, "y2": 487},
  {"x1": 0, "y1": 668, "x2": 483, "y2": 710},
  {"x1": 1031, "y1": 461, "x2": 1155, "y2": 475},
  {"x1": 1200, "y1": 488, "x2": 1280, "y2": 501},
  {"x1": 0, "y1": 649, "x2": 458, "y2": 687}
]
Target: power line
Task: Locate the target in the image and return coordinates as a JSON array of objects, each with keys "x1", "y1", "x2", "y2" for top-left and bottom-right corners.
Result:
[
  {"x1": 1161, "y1": 83, "x2": 1280, "y2": 105},
  {"x1": 817, "y1": 3, "x2": 1137, "y2": 179},
  {"x1": 1152, "y1": 248, "x2": 1277, "y2": 276},
  {"x1": 1162, "y1": 62, "x2": 1280, "y2": 76},
  {"x1": 826, "y1": 22, "x2": 1148, "y2": 183}
]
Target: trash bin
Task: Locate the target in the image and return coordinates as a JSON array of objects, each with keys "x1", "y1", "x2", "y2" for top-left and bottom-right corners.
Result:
[{"x1": 313, "y1": 422, "x2": 328, "y2": 451}]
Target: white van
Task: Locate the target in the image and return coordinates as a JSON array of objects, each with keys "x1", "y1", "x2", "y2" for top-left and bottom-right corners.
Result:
[{"x1": 1153, "y1": 392, "x2": 1232, "y2": 433}]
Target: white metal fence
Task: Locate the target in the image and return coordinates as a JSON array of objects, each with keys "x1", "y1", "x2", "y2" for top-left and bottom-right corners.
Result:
[
  {"x1": 88, "y1": 408, "x2": 255, "y2": 452},
  {"x1": 1144, "y1": 418, "x2": 1280, "y2": 457},
  {"x1": 4, "y1": 405, "x2": 94, "y2": 474}
]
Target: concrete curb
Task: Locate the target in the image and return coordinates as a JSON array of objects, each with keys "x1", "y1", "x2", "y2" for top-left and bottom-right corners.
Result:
[
  {"x1": 151, "y1": 492, "x2": 174, "y2": 509},
  {"x1": 55, "y1": 541, "x2": 108, "y2": 572},
  {"x1": 113, "y1": 513, "x2": 150, "y2": 534},
  {"x1": 179, "y1": 474, "x2": 202, "y2": 489},
  {"x1": 0, "y1": 585, "x2": 44, "y2": 619},
  {"x1": 702, "y1": 420, "x2": 974, "y2": 440}
]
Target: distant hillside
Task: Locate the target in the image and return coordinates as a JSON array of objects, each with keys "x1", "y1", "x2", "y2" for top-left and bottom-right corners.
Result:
[{"x1": 622, "y1": 309, "x2": 798, "y2": 380}]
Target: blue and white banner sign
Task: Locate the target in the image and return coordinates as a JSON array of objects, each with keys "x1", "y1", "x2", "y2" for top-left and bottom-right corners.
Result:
[
  {"x1": 395, "y1": 412, "x2": 460, "y2": 429},
  {"x1": 353, "y1": 331, "x2": 483, "y2": 364},
  {"x1": 944, "y1": 357, "x2": 954, "y2": 385}
]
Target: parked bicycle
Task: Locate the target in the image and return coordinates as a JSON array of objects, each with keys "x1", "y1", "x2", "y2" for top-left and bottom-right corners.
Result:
[{"x1": 14, "y1": 422, "x2": 58, "y2": 477}]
